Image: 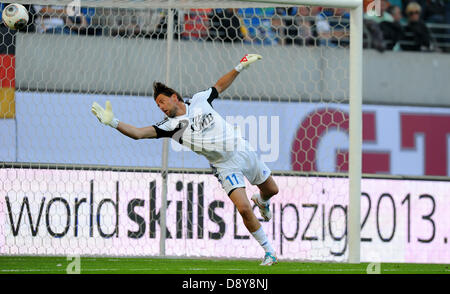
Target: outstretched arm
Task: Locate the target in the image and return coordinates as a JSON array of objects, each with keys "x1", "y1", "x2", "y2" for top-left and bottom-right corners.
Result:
[
  {"x1": 214, "y1": 54, "x2": 262, "y2": 94},
  {"x1": 214, "y1": 69, "x2": 239, "y2": 94},
  {"x1": 91, "y1": 101, "x2": 157, "y2": 140},
  {"x1": 116, "y1": 122, "x2": 157, "y2": 140}
]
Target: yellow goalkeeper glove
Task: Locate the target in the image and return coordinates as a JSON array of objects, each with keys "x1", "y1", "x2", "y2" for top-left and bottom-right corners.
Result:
[
  {"x1": 234, "y1": 54, "x2": 262, "y2": 72},
  {"x1": 91, "y1": 100, "x2": 119, "y2": 128}
]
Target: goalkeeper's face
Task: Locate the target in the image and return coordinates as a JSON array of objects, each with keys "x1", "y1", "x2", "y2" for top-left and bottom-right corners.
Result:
[{"x1": 155, "y1": 93, "x2": 181, "y2": 118}]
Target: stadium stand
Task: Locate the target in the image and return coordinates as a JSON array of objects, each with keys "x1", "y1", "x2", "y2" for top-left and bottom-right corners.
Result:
[{"x1": 0, "y1": 1, "x2": 449, "y2": 52}]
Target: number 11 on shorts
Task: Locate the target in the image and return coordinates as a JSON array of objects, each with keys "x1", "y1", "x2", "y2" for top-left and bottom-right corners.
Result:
[{"x1": 226, "y1": 174, "x2": 239, "y2": 185}]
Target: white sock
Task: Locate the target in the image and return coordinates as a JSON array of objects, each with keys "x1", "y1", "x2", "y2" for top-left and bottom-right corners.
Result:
[{"x1": 251, "y1": 226, "x2": 275, "y2": 254}]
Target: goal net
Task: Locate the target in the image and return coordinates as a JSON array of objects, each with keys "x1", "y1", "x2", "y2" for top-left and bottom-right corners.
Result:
[{"x1": 0, "y1": 0, "x2": 362, "y2": 262}]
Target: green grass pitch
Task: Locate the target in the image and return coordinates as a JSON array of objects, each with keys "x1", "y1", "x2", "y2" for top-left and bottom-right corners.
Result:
[{"x1": 0, "y1": 256, "x2": 448, "y2": 274}]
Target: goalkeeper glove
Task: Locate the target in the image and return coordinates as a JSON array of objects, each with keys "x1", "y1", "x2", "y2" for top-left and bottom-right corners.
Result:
[
  {"x1": 91, "y1": 100, "x2": 119, "y2": 128},
  {"x1": 234, "y1": 54, "x2": 262, "y2": 72}
]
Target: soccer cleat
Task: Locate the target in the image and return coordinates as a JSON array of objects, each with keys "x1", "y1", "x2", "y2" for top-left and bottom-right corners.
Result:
[
  {"x1": 252, "y1": 194, "x2": 272, "y2": 221},
  {"x1": 260, "y1": 252, "x2": 278, "y2": 266}
]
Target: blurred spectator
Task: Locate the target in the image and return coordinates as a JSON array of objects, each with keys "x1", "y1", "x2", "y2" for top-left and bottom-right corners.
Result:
[
  {"x1": 238, "y1": 8, "x2": 280, "y2": 45},
  {"x1": 311, "y1": 6, "x2": 349, "y2": 47},
  {"x1": 383, "y1": 5, "x2": 405, "y2": 50},
  {"x1": 9, "y1": 3, "x2": 450, "y2": 53},
  {"x1": 34, "y1": 5, "x2": 90, "y2": 35},
  {"x1": 423, "y1": 0, "x2": 445, "y2": 23},
  {"x1": 363, "y1": 20, "x2": 385, "y2": 51},
  {"x1": 209, "y1": 8, "x2": 244, "y2": 43},
  {"x1": 286, "y1": 7, "x2": 299, "y2": 16},
  {"x1": 271, "y1": 15, "x2": 286, "y2": 45},
  {"x1": 363, "y1": 0, "x2": 394, "y2": 51},
  {"x1": 33, "y1": 5, "x2": 67, "y2": 34},
  {"x1": 327, "y1": 8, "x2": 351, "y2": 47},
  {"x1": 284, "y1": 6, "x2": 314, "y2": 46},
  {"x1": 402, "y1": 0, "x2": 426, "y2": 17},
  {"x1": 181, "y1": 9, "x2": 211, "y2": 41},
  {"x1": 99, "y1": 8, "x2": 164, "y2": 38},
  {"x1": 114, "y1": 8, "x2": 140, "y2": 37},
  {"x1": 153, "y1": 8, "x2": 181, "y2": 40},
  {"x1": 446, "y1": 2, "x2": 450, "y2": 52},
  {"x1": 380, "y1": 4, "x2": 405, "y2": 50},
  {"x1": 64, "y1": 8, "x2": 89, "y2": 35},
  {"x1": 275, "y1": 7, "x2": 289, "y2": 17},
  {"x1": 334, "y1": 8, "x2": 350, "y2": 19},
  {"x1": 78, "y1": 7, "x2": 104, "y2": 36},
  {"x1": 401, "y1": 2, "x2": 434, "y2": 51},
  {"x1": 401, "y1": 0, "x2": 445, "y2": 22},
  {"x1": 310, "y1": 6, "x2": 333, "y2": 46},
  {"x1": 422, "y1": 1, "x2": 446, "y2": 51},
  {"x1": 134, "y1": 8, "x2": 164, "y2": 38},
  {"x1": 387, "y1": 4, "x2": 404, "y2": 22},
  {"x1": 446, "y1": 1, "x2": 450, "y2": 25},
  {"x1": 310, "y1": 7, "x2": 350, "y2": 47}
]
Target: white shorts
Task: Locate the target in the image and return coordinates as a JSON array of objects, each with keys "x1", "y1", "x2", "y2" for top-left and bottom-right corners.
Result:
[{"x1": 210, "y1": 150, "x2": 271, "y2": 196}]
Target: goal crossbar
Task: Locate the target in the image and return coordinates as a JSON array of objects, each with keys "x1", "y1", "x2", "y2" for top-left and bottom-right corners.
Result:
[
  {"x1": 240, "y1": 0, "x2": 362, "y2": 9},
  {"x1": 11, "y1": 0, "x2": 362, "y2": 9}
]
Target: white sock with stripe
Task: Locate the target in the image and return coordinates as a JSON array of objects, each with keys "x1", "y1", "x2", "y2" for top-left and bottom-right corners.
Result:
[{"x1": 251, "y1": 226, "x2": 275, "y2": 254}]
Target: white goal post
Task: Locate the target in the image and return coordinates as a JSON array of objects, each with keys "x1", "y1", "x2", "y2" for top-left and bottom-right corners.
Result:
[{"x1": 1, "y1": 0, "x2": 363, "y2": 263}]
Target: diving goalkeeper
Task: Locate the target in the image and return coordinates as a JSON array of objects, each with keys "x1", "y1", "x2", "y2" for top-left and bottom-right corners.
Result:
[{"x1": 91, "y1": 54, "x2": 279, "y2": 266}]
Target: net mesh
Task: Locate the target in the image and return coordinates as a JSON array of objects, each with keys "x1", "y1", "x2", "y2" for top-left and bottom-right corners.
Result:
[{"x1": 0, "y1": 2, "x2": 352, "y2": 262}]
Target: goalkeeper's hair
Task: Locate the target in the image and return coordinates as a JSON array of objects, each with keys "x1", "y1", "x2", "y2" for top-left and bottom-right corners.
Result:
[{"x1": 153, "y1": 81, "x2": 183, "y2": 102}]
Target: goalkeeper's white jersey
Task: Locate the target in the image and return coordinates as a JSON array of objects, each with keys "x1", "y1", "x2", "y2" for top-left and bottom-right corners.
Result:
[{"x1": 152, "y1": 87, "x2": 248, "y2": 164}]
